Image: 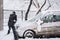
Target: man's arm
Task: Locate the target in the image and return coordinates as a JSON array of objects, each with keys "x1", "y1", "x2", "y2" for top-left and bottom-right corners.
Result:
[
  {"x1": 14, "y1": 15, "x2": 17, "y2": 23},
  {"x1": 15, "y1": 15, "x2": 17, "y2": 21}
]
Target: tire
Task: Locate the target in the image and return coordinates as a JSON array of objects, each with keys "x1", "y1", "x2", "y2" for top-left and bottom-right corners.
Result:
[
  {"x1": 39, "y1": 35, "x2": 46, "y2": 38},
  {"x1": 23, "y1": 30, "x2": 35, "y2": 38}
]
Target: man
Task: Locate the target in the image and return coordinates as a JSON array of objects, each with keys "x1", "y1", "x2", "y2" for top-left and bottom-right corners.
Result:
[{"x1": 7, "y1": 11, "x2": 18, "y2": 40}]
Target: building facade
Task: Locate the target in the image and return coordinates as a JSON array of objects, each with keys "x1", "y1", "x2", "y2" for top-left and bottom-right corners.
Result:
[{"x1": 0, "y1": 0, "x2": 3, "y2": 30}]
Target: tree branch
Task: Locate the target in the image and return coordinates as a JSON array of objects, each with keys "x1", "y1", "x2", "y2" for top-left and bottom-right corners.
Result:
[
  {"x1": 45, "y1": 0, "x2": 51, "y2": 11},
  {"x1": 25, "y1": 0, "x2": 33, "y2": 20},
  {"x1": 36, "y1": 0, "x2": 46, "y2": 15},
  {"x1": 32, "y1": 0, "x2": 40, "y2": 8}
]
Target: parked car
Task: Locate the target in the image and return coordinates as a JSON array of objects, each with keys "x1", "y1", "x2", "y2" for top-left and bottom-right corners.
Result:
[{"x1": 16, "y1": 10, "x2": 60, "y2": 38}]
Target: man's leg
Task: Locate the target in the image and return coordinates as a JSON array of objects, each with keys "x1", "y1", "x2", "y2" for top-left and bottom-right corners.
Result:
[
  {"x1": 7, "y1": 26, "x2": 11, "y2": 35},
  {"x1": 12, "y1": 26, "x2": 18, "y2": 40}
]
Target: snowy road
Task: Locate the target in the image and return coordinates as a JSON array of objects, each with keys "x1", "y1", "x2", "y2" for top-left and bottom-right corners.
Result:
[{"x1": 0, "y1": 27, "x2": 60, "y2": 40}]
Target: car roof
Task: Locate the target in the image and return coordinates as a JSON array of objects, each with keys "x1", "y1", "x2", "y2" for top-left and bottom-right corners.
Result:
[
  {"x1": 41, "y1": 10, "x2": 60, "y2": 18},
  {"x1": 46, "y1": 10, "x2": 60, "y2": 15}
]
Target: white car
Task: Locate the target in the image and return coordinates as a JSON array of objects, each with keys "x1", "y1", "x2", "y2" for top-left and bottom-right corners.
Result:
[{"x1": 16, "y1": 11, "x2": 60, "y2": 38}]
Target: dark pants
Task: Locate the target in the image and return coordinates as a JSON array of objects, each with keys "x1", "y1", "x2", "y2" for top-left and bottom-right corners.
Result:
[{"x1": 7, "y1": 25, "x2": 18, "y2": 40}]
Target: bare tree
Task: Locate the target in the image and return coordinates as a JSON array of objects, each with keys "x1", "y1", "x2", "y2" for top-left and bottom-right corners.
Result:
[
  {"x1": 45, "y1": 0, "x2": 51, "y2": 11},
  {"x1": 25, "y1": 0, "x2": 51, "y2": 20},
  {"x1": 25, "y1": 0, "x2": 33, "y2": 20},
  {"x1": 36, "y1": 0, "x2": 51, "y2": 15},
  {"x1": 32, "y1": 0, "x2": 40, "y2": 8},
  {"x1": 36, "y1": 0, "x2": 46, "y2": 15}
]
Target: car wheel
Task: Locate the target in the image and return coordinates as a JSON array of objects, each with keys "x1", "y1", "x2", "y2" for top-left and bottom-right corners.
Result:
[{"x1": 23, "y1": 30, "x2": 35, "y2": 38}]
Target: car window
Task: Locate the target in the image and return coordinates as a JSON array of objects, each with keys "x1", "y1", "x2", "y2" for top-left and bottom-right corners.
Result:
[
  {"x1": 41, "y1": 14, "x2": 53, "y2": 23},
  {"x1": 55, "y1": 15, "x2": 60, "y2": 21}
]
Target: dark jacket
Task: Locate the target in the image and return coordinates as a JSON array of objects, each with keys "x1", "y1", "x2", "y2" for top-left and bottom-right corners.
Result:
[{"x1": 8, "y1": 13, "x2": 17, "y2": 26}]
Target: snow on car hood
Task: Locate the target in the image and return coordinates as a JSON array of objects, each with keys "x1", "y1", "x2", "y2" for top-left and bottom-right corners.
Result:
[{"x1": 15, "y1": 20, "x2": 36, "y2": 28}]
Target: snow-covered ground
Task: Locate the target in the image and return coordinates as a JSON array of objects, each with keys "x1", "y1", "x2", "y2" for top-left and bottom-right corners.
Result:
[
  {"x1": 0, "y1": 27, "x2": 60, "y2": 40},
  {"x1": 0, "y1": 27, "x2": 14, "y2": 40}
]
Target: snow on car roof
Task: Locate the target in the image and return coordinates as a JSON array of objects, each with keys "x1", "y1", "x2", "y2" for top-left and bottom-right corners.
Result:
[{"x1": 28, "y1": 10, "x2": 60, "y2": 22}]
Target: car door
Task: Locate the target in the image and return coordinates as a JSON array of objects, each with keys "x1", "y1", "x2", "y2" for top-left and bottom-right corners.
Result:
[
  {"x1": 40, "y1": 14, "x2": 56, "y2": 34},
  {"x1": 40, "y1": 14, "x2": 60, "y2": 34}
]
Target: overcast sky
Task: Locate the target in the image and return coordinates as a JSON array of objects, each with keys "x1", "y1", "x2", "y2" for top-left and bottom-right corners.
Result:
[{"x1": 3, "y1": 0, "x2": 60, "y2": 11}]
